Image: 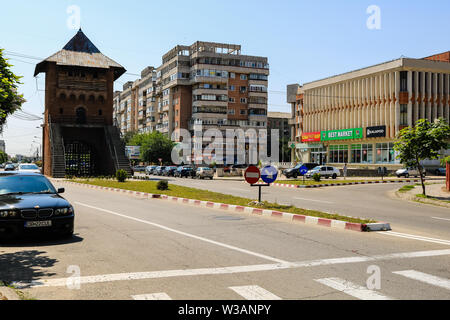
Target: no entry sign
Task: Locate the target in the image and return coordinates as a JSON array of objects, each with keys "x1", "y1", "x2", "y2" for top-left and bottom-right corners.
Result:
[{"x1": 245, "y1": 166, "x2": 261, "y2": 184}]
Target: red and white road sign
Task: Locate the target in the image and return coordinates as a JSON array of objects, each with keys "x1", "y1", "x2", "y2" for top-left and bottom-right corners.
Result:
[{"x1": 245, "y1": 166, "x2": 261, "y2": 184}]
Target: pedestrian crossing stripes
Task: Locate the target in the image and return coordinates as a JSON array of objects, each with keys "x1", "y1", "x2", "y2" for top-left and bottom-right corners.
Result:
[
  {"x1": 315, "y1": 278, "x2": 394, "y2": 300},
  {"x1": 229, "y1": 285, "x2": 282, "y2": 300},
  {"x1": 393, "y1": 270, "x2": 450, "y2": 290},
  {"x1": 132, "y1": 293, "x2": 172, "y2": 300}
]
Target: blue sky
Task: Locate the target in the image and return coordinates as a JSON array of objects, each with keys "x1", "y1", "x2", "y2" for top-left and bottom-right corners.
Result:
[{"x1": 1, "y1": 0, "x2": 450, "y2": 155}]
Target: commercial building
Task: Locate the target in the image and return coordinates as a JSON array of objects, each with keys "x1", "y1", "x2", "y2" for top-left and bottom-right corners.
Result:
[
  {"x1": 288, "y1": 52, "x2": 450, "y2": 169},
  {"x1": 113, "y1": 42, "x2": 269, "y2": 148}
]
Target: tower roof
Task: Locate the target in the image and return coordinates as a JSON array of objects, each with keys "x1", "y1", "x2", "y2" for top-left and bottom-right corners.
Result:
[{"x1": 34, "y1": 29, "x2": 126, "y2": 80}]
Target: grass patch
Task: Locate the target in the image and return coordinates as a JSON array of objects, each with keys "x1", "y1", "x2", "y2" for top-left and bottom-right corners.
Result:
[
  {"x1": 72, "y1": 179, "x2": 376, "y2": 224},
  {"x1": 399, "y1": 185, "x2": 415, "y2": 193},
  {"x1": 415, "y1": 194, "x2": 450, "y2": 203}
]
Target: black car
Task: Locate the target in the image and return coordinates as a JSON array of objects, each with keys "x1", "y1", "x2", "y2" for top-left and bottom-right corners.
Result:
[
  {"x1": 175, "y1": 166, "x2": 195, "y2": 178},
  {"x1": 154, "y1": 166, "x2": 166, "y2": 176},
  {"x1": 0, "y1": 172, "x2": 74, "y2": 238},
  {"x1": 163, "y1": 166, "x2": 178, "y2": 176},
  {"x1": 4, "y1": 164, "x2": 15, "y2": 171},
  {"x1": 282, "y1": 163, "x2": 319, "y2": 179}
]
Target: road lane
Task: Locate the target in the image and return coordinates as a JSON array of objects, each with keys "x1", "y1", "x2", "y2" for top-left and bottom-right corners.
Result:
[{"x1": 2, "y1": 183, "x2": 449, "y2": 300}]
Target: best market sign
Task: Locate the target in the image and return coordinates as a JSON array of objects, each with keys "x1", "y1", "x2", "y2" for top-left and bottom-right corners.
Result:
[{"x1": 321, "y1": 128, "x2": 363, "y2": 141}]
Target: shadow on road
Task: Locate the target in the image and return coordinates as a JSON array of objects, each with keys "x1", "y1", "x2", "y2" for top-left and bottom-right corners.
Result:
[
  {"x1": 0, "y1": 250, "x2": 58, "y2": 284},
  {"x1": 0, "y1": 234, "x2": 83, "y2": 248}
]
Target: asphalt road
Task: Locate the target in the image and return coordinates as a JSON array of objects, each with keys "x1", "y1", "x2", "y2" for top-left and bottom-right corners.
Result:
[
  {"x1": 147, "y1": 175, "x2": 450, "y2": 239},
  {"x1": 0, "y1": 183, "x2": 449, "y2": 300}
]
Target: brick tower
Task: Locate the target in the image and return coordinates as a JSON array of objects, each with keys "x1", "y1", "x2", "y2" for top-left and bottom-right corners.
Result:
[{"x1": 35, "y1": 29, "x2": 132, "y2": 177}]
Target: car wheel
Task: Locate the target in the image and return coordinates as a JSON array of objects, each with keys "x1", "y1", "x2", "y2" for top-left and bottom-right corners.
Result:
[
  {"x1": 405, "y1": 174, "x2": 409, "y2": 178},
  {"x1": 293, "y1": 173, "x2": 298, "y2": 179},
  {"x1": 332, "y1": 174, "x2": 337, "y2": 179}
]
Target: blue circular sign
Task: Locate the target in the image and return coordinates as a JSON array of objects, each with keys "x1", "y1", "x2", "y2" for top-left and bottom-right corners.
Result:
[
  {"x1": 261, "y1": 166, "x2": 278, "y2": 184},
  {"x1": 299, "y1": 165, "x2": 309, "y2": 175}
]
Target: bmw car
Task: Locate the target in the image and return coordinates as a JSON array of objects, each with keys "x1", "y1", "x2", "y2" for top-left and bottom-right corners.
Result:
[{"x1": 0, "y1": 172, "x2": 74, "y2": 238}]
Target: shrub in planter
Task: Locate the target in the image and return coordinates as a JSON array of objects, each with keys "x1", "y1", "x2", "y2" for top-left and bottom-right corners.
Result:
[
  {"x1": 157, "y1": 180, "x2": 169, "y2": 191},
  {"x1": 312, "y1": 173, "x2": 321, "y2": 182},
  {"x1": 116, "y1": 169, "x2": 128, "y2": 183}
]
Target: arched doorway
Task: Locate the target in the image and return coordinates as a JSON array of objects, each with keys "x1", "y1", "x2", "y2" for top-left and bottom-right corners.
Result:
[
  {"x1": 65, "y1": 141, "x2": 94, "y2": 176},
  {"x1": 76, "y1": 107, "x2": 87, "y2": 124}
]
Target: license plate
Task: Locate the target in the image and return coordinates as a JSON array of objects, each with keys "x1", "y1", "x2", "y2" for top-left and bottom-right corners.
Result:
[{"x1": 24, "y1": 221, "x2": 52, "y2": 228}]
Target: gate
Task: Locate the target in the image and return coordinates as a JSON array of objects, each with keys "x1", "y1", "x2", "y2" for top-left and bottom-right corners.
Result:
[{"x1": 65, "y1": 141, "x2": 94, "y2": 176}]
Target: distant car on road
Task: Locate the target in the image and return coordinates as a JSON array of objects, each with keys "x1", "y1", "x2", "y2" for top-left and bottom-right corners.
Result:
[
  {"x1": 145, "y1": 165, "x2": 158, "y2": 175},
  {"x1": 395, "y1": 167, "x2": 425, "y2": 178},
  {"x1": 132, "y1": 165, "x2": 146, "y2": 173},
  {"x1": 434, "y1": 167, "x2": 446, "y2": 176},
  {"x1": 283, "y1": 163, "x2": 319, "y2": 179},
  {"x1": 163, "y1": 166, "x2": 177, "y2": 177},
  {"x1": 0, "y1": 172, "x2": 74, "y2": 238},
  {"x1": 305, "y1": 166, "x2": 340, "y2": 179},
  {"x1": 17, "y1": 163, "x2": 41, "y2": 174},
  {"x1": 154, "y1": 166, "x2": 166, "y2": 176},
  {"x1": 196, "y1": 167, "x2": 214, "y2": 180},
  {"x1": 179, "y1": 167, "x2": 196, "y2": 178},
  {"x1": 4, "y1": 164, "x2": 16, "y2": 172}
]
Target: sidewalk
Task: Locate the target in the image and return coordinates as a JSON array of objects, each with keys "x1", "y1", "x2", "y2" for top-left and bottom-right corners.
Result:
[{"x1": 396, "y1": 183, "x2": 450, "y2": 208}]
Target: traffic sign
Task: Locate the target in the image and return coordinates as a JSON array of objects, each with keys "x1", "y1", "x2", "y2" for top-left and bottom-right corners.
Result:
[
  {"x1": 261, "y1": 166, "x2": 278, "y2": 184},
  {"x1": 245, "y1": 166, "x2": 261, "y2": 184},
  {"x1": 299, "y1": 165, "x2": 309, "y2": 176}
]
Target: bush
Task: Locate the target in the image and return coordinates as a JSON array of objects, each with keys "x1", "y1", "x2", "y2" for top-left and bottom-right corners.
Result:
[
  {"x1": 312, "y1": 173, "x2": 321, "y2": 182},
  {"x1": 116, "y1": 169, "x2": 128, "y2": 183},
  {"x1": 157, "y1": 180, "x2": 169, "y2": 191}
]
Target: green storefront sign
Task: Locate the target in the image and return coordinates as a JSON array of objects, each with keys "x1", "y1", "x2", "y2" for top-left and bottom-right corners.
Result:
[{"x1": 321, "y1": 128, "x2": 363, "y2": 141}]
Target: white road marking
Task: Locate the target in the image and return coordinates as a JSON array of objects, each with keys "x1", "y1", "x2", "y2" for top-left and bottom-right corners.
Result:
[
  {"x1": 315, "y1": 278, "x2": 393, "y2": 300},
  {"x1": 229, "y1": 285, "x2": 282, "y2": 300},
  {"x1": 294, "y1": 197, "x2": 334, "y2": 204},
  {"x1": 393, "y1": 270, "x2": 450, "y2": 290},
  {"x1": 132, "y1": 293, "x2": 172, "y2": 300},
  {"x1": 12, "y1": 249, "x2": 450, "y2": 289},
  {"x1": 432, "y1": 217, "x2": 450, "y2": 222},
  {"x1": 381, "y1": 231, "x2": 450, "y2": 246},
  {"x1": 74, "y1": 201, "x2": 288, "y2": 264}
]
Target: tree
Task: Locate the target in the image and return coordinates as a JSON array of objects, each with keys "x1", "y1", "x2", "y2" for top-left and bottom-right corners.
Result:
[
  {"x1": 0, "y1": 151, "x2": 7, "y2": 164},
  {"x1": 121, "y1": 130, "x2": 138, "y2": 145},
  {"x1": 394, "y1": 118, "x2": 450, "y2": 196},
  {"x1": 0, "y1": 49, "x2": 25, "y2": 131},
  {"x1": 130, "y1": 131, "x2": 175, "y2": 164}
]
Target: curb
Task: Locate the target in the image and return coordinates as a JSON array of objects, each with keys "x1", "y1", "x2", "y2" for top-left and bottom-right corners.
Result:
[
  {"x1": 58, "y1": 180, "x2": 391, "y2": 233},
  {"x1": 259, "y1": 179, "x2": 421, "y2": 189}
]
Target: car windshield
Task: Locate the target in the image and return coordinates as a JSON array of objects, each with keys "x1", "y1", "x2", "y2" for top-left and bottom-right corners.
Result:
[
  {"x1": 0, "y1": 175, "x2": 56, "y2": 196},
  {"x1": 294, "y1": 164, "x2": 302, "y2": 169},
  {"x1": 312, "y1": 166, "x2": 321, "y2": 171},
  {"x1": 19, "y1": 164, "x2": 39, "y2": 170}
]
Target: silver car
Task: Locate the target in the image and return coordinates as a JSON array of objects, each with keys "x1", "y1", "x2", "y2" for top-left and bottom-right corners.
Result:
[{"x1": 196, "y1": 167, "x2": 214, "y2": 180}]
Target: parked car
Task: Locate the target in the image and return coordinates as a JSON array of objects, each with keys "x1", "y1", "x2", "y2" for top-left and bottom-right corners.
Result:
[
  {"x1": 4, "y1": 164, "x2": 16, "y2": 172},
  {"x1": 196, "y1": 167, "x2": 214, "y2": 180},
  {"x1": 305, "y1": 166, "x2": 340, "y2": 179},
  {"x1": 282, "y1": 163, "x2": 319, "y2": 179},
  {"x1": 395, "y1": 167, "x2": 426, "y2": 178},
  {"x1": 174, "y1": 166, "x2": 195, "y2": 178},
  {"x1": 154, "y1": 166, "x2": 166, "y2": 176},
  {"x1": 145, "y1": 165, "x2": 158, "y2": 175},
  {"x1": 434, "y1": 167, "x2": 446, "y2": 176},
  {"x1": 17, "y1": 163, "x2": 41, "y2": 174},
  {"x1": 0, "y1": 172, "x2": 75, "y2": 238},
  {"x1": 132, "y1": 165, "x2": 146, "y2": 173},
  {"x1": 163, "y1": 166, "x2": 178, "y2": 177}
]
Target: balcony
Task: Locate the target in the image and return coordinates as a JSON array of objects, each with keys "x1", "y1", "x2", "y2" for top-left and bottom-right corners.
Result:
[{"x1": 193, "y1": 100, "x2": 228, "y2": 108}]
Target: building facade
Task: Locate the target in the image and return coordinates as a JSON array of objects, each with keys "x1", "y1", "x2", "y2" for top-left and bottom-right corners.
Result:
[
  {"x1": 267, "y1": 112, "x2": 292, "y2": 162},
  {"x1": 0, "y1": 140, "x2": 5, "y2": 153},
  {"x1": 288, "y1": 52, "x2": 450, "y2": 168},
  {"x1": 113, "y1": 42, "x2": 269, "y2": 150}
]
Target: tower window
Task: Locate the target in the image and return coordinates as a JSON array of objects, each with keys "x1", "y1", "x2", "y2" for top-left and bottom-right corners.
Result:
[
  {"x1": 59, "y1": 108, "x2": 64, "y2": 114},
  {"x1": 98, "y1": 109, "x2": 103, "y2": 116}
]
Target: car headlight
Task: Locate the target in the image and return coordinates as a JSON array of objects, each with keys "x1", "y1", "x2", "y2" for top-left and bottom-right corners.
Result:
[
  {"x1": 55, "y1": 207, "x2": 74, "y2": 216},
  {"x1": 0, "y1": 210, "x2": 18, "y2": 218}
]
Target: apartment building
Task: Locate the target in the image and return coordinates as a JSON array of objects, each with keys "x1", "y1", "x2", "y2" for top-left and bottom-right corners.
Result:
[
  {"x1": 267, "y1": 112, "x2": 292, "y2": 162},
  {"x1": 288, "y1": 52, "x2": 450, "y2": 168},
  {"x1": 113, "y1": 42, "x2": 269, "y2": 150},
  {"x1": 0, "y1": 140, "x2": 5, "y2": 153}
]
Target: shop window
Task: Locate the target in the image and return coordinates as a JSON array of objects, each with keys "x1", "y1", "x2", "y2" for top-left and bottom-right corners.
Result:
[
  {"x1": 376, "y1": 143, "x2": 397, "y2": 164},
  {"x1": 351, "y1": 144, "x2": 373, "y2": 164},
  {"x1": 329, "y1": 145, "x2": 348, "y2": 164}
]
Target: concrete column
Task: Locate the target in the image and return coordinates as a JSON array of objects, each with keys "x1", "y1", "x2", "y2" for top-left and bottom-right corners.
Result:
[
  {"x1": 427, "y1": 72, "x2": 432, "y2": 121},
  {"x1": 394, "y1": 71, "x2": 400, "y2": 135},
  {"x1": 414, "y1": 71, "x2": 419, "y2": 124},
  {"x1": 439, "y1": 73, "x2": 444, "y2": 119},
  {"x1": 433, "y1": 73, "x2": 438, "y2": 120},
  {"x1": 407, "y1": 71, "x2": 413, "y2": 126},
  {"x1": 446, "y1": 74, "x2": 450, "y2": 124},
  {"x1": 420, "y1": 72, "x2": 426, "y2": 120}
]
